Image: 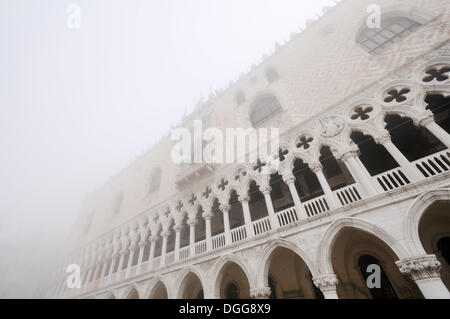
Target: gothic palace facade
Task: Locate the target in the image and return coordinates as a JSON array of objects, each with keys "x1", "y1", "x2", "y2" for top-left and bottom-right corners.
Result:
[{"x1": 48, "y1": 0, "x2": 450, "y2": 299}]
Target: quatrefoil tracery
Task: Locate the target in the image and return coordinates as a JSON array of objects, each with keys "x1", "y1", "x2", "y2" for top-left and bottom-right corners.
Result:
[
  {"x1": 202, "y1": 186, "x2": 212, "y2": 199},
  {"x1": 351, "y1": 106, "x2": 373, "y2": 121},
  {"x1": 253, "y1": 159, "x2": 266, "y2": 173},
  {"x1": 275, "y1": 148, "x2": 289, "y2": 162},
  {"x1": 384, "y1": 88, "x2": 410, "y2": 103},
  {"x1": 423, "y1": 66, "x2": 450, "y2": 83},
  {"x1": 296, "y1": 136, "x2": 314, "y2": 150},
  {"x1": 218, "y1": 178, "x2": 228, "y2": 191}
]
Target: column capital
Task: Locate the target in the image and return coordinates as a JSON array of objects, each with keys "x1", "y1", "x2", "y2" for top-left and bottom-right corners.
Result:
[
  {"x1": 187, "y1": 218, "x2": 198, "y2": 227},
  {"x1": 202, "y1": 210, "x2": 214, "y2": 220},
  {"x1": 313, "y1": 274, "x2": 338, "y2": 292},
  {"x1": 174, "y1": 224, "x2": 183, "y2": 232},
  {"x1": 250, "y1": 287, "x2": 271, "y2": 299},
  {"x1": 260, "y1": 186, "x2": 272, "y2": 195},
  {"x1": 339, "y1": 149, "x2": 360, "y2": 161},
  {"x1": 282, "y1": 174, "x2": 296, "y2": 185},
  {"x1": 119, "y1": 249, "x2": 128, "y2": 256},
  {"x1": 374, "y1": 131, "x2": 392, "y2": 145},
  {"x1": 309, "y1": 162, "x2": 323, "y2": 173},
  {"x1": 161, "y1": 230, "x2": 171, "y2": 238},
  {"x1": 396, "y1": 254, "x2": 441, "y2": 281},
  {"x1": 414, "y1": 110, "x2": 435, "y2": 127},
  {"x1": 238, "y1": 195, "x2": 250, "y2": 203},
  {"x1": 219, "y1": 204, "x2": 231, "y2": 212},
  {"x1": 150, "y1": 235, "x2": 158, "y2": 243},
  {"x1": 138, "y1": 240, "x2": 147, "y2": 248}
]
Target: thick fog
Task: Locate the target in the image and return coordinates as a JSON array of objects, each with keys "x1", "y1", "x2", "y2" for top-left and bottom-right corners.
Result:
[{"x1": 0, "y1": 0, "x2": 335, "y2": 298}]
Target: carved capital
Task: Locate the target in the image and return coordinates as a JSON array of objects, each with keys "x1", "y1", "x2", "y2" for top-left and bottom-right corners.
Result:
[
  {"x1": 150, "y1": 235, "x2": 158, "y2": 243},
  {"x1": 220, "y1": 204, "x2": 231, "y2": 213},
  {"x1": 396, "y1": 254, "x2": 441, "y2": 281},
  {"x1": 282, "y1": 174, "x2": 296, "y2": 185},
  {"x1": 415, "y1": 111, "x2": 435, "y2": 127},
  {"x1": 161, "y1": 230, "x2": 171, "y2": 238},
  {"x1": 313, "y1": 274, "x2": 338, "y2": 292},
  {"x1": 120, "y1": 249, "x2": 128, "y2": 256},
  {"x1": 250, "y1": 287, "x2": 271, "y2": 299},
  {"x1": 238, "y1": 195, "x2": 250, "y2": 203},
  {"x1": 138, "y1": 240, "x2": 147, "y2": 248},
  {"x1": 374, "y1": 132, "x2": 391, "y2": 145},
  {"x1": 202, "y1": 210, "x2": 214, "y2": 220},
  {"x1": 187, "y1": 218, "x2": 198, "y2": 227},
  {"x1": 174, "y1": 224, "x2": 183, "y2": 232},
  {"x1": 339, "y1": 149, "x2": 360, "y2": 161},
  {"x1": 260, "y1": 186, "x2": 272, "y2": 195},
  {"x1": 309, "y1": 162, "x2": 323, "y2": 173}
]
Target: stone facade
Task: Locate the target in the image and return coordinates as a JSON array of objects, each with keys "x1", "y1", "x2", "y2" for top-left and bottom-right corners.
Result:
[{"x1": 47, "y1": 0, "x2": 450, "y2": 299}]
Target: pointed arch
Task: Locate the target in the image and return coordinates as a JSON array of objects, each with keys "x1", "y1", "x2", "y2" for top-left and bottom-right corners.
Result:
[
  {"x1": 146, "y1": 276, "x2": 170, "y2": 299},
  {"x1": 405, "y1": 188, "x2": 450, "y2": 256},
  {"x1": 210, "y1": 254, "x2": 254, "y2": 298},
  {"x1": 255, "y1": 238, "x2": 319, "y2": 287},
  {"x1": 318, "y1": 217, "x2": 410, "y2": 274},
  {"x1": 123, "y1": 284, "x2": 141, "y2": 299},
  {"x1": 175, "y1": 265, "x2": 208, "y2": 299}
]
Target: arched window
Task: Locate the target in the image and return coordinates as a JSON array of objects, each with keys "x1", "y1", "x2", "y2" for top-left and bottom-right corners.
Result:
[
  {"x1": 425, "y1": 93, "x2": 450, "y2": 134},
  {"x1": 319, "y1": 146, "x2": 355, "y2": 191},
  {"x1": 249, "y1": 95, "x2": 282, "y2": 127},
  {"x1": 148, "y1": 166, "x2": 162, "y2": 194},
  {"x1": 235, "y1": 90, "x2": 246, "y2": 106},
  {"x1": 112, "y1": 191, "x2": 124, "y2": 217},
  {"x1": 265, "y1": 67, "x2": 279, "y2": 83},
  {"x1": 384, "y1": 114, "x2": 446, "y2": 161},
  {"x1": 357, "y1": 17, "x2": 422, "y2": 54},
  {"x1": 350, "y1": 131, "x2": 399, "y2": 176},
  {"x1": 358, "y1": 254, "x2": 398, "y2": 299}
]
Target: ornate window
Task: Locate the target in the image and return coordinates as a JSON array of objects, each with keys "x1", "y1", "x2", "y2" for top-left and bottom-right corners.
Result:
[
  {"x1": 357, "y1": 17, "x2": 422, "y2": 54},
  {"x1": 235, "y1": 90, "x2": 246, "y2": 106},
  {"x1": 249, "y1": 95, "x2": 282, "y2": 127},
  {"x1": 148, "y1": 166, "x2": 162, "y2": 194},
  {"x1": 265, "y1": 67, "x2": 279, "y2": 83}
]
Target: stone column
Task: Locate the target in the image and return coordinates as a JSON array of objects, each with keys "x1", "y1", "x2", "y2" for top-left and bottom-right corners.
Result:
[
  {"x1": 310, "y1": 163, "x2": 340, "y2": 209},
  {"x1": 375, "y1": 133, "x2": 422, "y2": 182},
  {"x1": 203, "y1": 210, "x2": 213, "y2": 251},
  {"x1": 396, "y1": 254, "x2": 450, "y2": 299},
  {"x1": 117, "y1": 250, "x2": 126, "y2": 272},
  {"x1": 238, "y1": 195, "x2": 255, "y2": 237},
  {"x1": 126, "y1": 245, "x2": 136, "y2": 270},
  {"x1": 220, "y1": 204, "x2": 232, "y2": 244},
  {"x1": 260, "y1": 186, "x2": 279, "y2": 229},
  {"x1": 160, "y1": 230, "x2": 169, "y2": 266},
  {"x1": 137, "y1": 240, "x2": 146, "y2": 265},
  {"x1": 340, "y1": 150, "x2": 378, "y2": 196},
  {"x1": 92, "y1": 261, "x2": 102, "y2": 281},
  {"x1": 102, "y1": 258, "x2": 110, "y2": 277},
  {"x1": 283, "y1": 174, "x2": 308, "y2": 219},
  {"x1": 149, "y1": 235, "x2": 157, "y2": 269},
  {"x1": 174, "y1": 224, "x2": 182, "y2": 261},
  {"x1": 188, "y1": 218, "x2": 197, "y2": 256},
  {"x1": 250, "y1": 287, "x2": 272, "y2": 299},
  {"x1": 418, "y1": 114, "x2": 450, "y2": 149},
  {"x1": 108, "y1": 254, "x2": 117, "y2": 277},
  {"x1": 313, "y1": 274, "x2": 339, "y2": 299}
]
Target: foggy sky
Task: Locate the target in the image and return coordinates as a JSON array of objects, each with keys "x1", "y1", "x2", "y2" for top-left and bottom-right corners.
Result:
[{"x1": 0, "y1": 0, "x2": 335, "y2": 297}]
